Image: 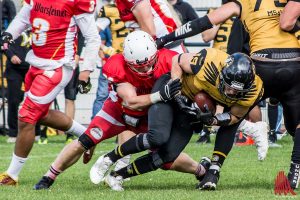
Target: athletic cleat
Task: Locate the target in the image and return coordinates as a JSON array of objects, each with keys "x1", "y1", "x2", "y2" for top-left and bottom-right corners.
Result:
[
  {"x1": 288, "y1": 162, "x2": 300, "y2": 189},
  {"x1": 0, "y1": 173, "x2": 18, "y2": 186},
  {"x1": 196, "y1": 130, "x2": 211, "y2": 144},
  {"x1": 196, "y1": 169, "x2": 219, "y2": 190},
  {"x1": 33, "y1": 176, "x2": 54, "y2": 190},
  {"x1": 240, "y1": 121, "x2": 269, "y2": 160},
  {"x1": 195, "y1": 157, "x2": 211, "y2": 181},
  {"x1": 90, "y1": 155, "x2": 113, "y2": 184},
  {"x1": 104, "y1": 173, "x2": 124, "y2": 191},
  {"x1": 38, "y1": 137, "x2": 48, "y2": 145}
]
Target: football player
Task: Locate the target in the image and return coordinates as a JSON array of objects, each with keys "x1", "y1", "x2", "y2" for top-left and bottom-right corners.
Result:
[
  {"x1": 157, "y1": 0, "x2": 300, "y2": 190},
  {"x1": 99, "y1": 48, "x2": 264, "y2": 191},
  {"x1": 0, "y1": 0, "x2": 101, "y2": 186},
  {"x1": 33, "y1": 31, "x2": 208, "y2": 190},
  {"x1": 115, "y1": 0, "x2": 184, "y2": 53}
]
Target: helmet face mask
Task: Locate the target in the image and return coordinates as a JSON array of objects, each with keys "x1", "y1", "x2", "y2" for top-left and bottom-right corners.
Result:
[
  {"x1": 218, "y1": 53, "x2": 255, "y2": 101},
  {"x1": 123, "y1": 31, "x2": 158, "y2": 78}
]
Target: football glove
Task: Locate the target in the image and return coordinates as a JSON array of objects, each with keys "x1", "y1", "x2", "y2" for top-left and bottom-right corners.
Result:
[
  {"x1": 159, "y1": 78, "x2": 181, "y2": 102},
  {"x1": 78, "y1": 77, "x2": 92, "y2": 94},
  {"x1": 155, "y1": 37, "x2": 167, "y2": 49},
  {"x1": 1, "y1": 32, "x2": 13, "y2": 50}
]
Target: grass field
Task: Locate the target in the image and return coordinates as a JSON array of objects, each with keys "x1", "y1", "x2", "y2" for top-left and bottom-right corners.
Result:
[{"x1": 0, "y1": 134, "x2": 297, "y2": 200}]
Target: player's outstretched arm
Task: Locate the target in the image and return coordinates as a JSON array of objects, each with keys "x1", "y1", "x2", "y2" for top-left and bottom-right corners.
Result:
[
  {"x1": 156, "y1": 2, "x2": 240, "y2": 49},
  {"x1": 280, "y1": 0, "x2": 300, "y2": 32}
]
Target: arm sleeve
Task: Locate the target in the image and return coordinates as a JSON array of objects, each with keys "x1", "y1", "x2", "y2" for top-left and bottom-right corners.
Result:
[
  {"x1": 157, "y1": 15, "x2": 213, "y2": 47},
  {"x1": 75, "y1": 13, "x2": 101, "y2": 72},
  {"x1": 6, "y1": 3, "x2": 31, "y2": 40}
]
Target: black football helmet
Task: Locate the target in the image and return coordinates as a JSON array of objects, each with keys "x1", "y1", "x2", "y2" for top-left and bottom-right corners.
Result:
[{"x1": 218, "y1": 53, "x2": 255, "y2": 101}]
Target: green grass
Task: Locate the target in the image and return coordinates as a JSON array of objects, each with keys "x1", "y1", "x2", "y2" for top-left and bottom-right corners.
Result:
[{"x1": 0, "y1": 134, "x2": 297, "y2": 200}]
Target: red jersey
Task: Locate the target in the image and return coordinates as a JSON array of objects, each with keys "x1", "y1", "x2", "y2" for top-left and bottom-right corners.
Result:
[
  {"x1": 103, "y1": 48, "x2": 177, "y2": 116},
  {"x1": 24, "y1": 0, "x2": 95, "y2": 61},
  {"x1": 115, "y1": 0, "x2": 177, "y2": 37}
]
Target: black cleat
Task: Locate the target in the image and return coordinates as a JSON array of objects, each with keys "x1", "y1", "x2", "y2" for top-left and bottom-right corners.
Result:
[
  {"x1": 196, "y1": 131, "x2": 211, "y2": 144},
  {"x1": 33, "y1": 176, "x2": 54, "y2": 190},
  {"x1": 196, "y1": 169, "x2": 219, "y2": 191},
  {"x1": 195, "y1": 157, "x2": 211, "y2": 181},
  {"x1": 288, "y1": 162, "x2": 300, "y2": 189}
]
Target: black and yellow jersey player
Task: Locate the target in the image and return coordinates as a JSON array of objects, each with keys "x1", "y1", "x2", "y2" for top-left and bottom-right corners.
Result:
[
  {"x1": 202, "y1": 7, "x2": 234, "y2": 53},
  {"x1": 172, "y1": 48, "x2": 263, "y2": 127},
  {"x1": 156, "y1": 0, "x2": 300, "y2": 191},
  {"x1": 98, "y1": 3, "x2": 131, "y2": 53}
]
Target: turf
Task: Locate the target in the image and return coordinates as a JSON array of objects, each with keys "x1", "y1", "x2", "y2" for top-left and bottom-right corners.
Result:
[{"x1": 0, "y1": 134, "x2": 296, "y2": 200}]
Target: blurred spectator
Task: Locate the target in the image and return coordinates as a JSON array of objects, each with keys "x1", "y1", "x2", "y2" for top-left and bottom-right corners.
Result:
[
  {"x1": 4, "y1": 30, "x2": 40, "y2": 143},
  {"x1": 2, "y1": 0, "x2": 16, "y2": 31},
  {"x1": 91, "y1": 27, "x2": 111, "y2": 119},
  {"x1": 167, "y1": 0, "x2": 198, "y2": 24}
]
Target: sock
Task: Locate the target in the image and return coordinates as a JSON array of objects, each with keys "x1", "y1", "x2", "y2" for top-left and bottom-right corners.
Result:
[
  {"x1": 114, "y1": 155, "x2": 131, "y2": 171},
  {"x1": 291, "y1": 128, "x2": 300, "y2": 164},
  {"x1": 268, "y1": 104, "x2": 278, "y2": 132},
  {"x1": 212, "y1": 122, "x2": 240, "y2": 167},
  {"x1": 112, "y1": 153, "x2": 159, "y2": 179},
  {"x1": 65, "y1": 120, "x2": 86, "y2": 137},
  {"x1": 6, "y1": 153, "x2": 28, "y2": 181},
  {"x1": 45, "y1": 165, "x2": 62, "y2": 180},
  {"x1": 106, "y1": 133, "x2": 150, "y2": 163}
]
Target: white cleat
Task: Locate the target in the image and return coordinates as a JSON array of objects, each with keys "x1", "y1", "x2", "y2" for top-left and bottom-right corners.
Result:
[
  {"x1": 104, "y1": 174, "x2": 124, "y2": 191},
  {"x1": 239, "y1": 121, "x2": 269, "y2": 161},
  {"x1": 90, "y1": 155, "x2": 113, "y2": 184}
]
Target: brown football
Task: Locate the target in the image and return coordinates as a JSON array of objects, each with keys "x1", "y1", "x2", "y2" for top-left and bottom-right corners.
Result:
[{"x1": 194, "y1": 92, "x2": 216, "y2": 114}]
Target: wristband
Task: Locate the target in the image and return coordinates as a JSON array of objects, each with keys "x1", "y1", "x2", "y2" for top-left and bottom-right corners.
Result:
[{"x1": 150, "y1": 92, "x2": 162, "y2": 104}]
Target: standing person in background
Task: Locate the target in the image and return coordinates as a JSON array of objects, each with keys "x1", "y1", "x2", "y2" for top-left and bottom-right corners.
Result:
[
  {"x1": 0, "y1": 0, "x2": 101, "y2": 186},
  {"x1": 167, "y1": 0, "x2": 198, "y2": 24},
  {"x1": 2, "y1": 0, "x2": 16, "y2": 31},
  {"x1": 4, "y1": 30, "x2": 41, "y2": 144}
]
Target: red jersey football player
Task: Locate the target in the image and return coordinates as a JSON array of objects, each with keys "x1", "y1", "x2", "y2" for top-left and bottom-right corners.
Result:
[
  {"x1": 115, "y1": 0, "x2": 184, "y2": 53},
  {"x1": 0, "y1": 0, "x2": 101, "y2": 186},
  {"x1": 33, "y1": 31, "x2": 206, "y2": 190}
]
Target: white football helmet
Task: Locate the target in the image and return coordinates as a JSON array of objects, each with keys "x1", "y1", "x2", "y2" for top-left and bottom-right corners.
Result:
[{"x1": 123, "y1": 30, "x2": 158, "y2": 78}]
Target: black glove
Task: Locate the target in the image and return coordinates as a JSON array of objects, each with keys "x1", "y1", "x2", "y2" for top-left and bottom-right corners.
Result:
[
  {"x1": 156, "y1": 37, "x2": 167, "y2": 49},
  {"x1": 78, "y1": 77, "x2": 92, "y2": 94},
  {"x1": 1, "y1": 32, "x2": 13, "y2": 50},
  {"x1": 159, "y1": 78, "x2": 181, "y2": 102},
  {"x1": 174, "y1": 94, "x2": 196, "y2": 115}
]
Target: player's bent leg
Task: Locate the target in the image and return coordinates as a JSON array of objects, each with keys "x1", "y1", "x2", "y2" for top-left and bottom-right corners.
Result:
[
  {"x1": 169, "y1": 153, "x2": 211, "y2": 181},
  {"x1": 34, "y1": 137, "x2": 91, "y2": 190},
  {"x1": 105, "y1": 152, "x2": 163, "y2": 191}
]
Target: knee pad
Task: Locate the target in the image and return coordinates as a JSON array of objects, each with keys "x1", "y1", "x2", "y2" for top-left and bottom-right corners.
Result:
[
  {"x1": 146, "y1": 130, "x2": 170, "y2": 148},
  {"x1": 161, "y1": 162, "x2": 174, "y2": 170},
  {"x1": 78, "y1": 134, "x2": 96, "y2": 150}
]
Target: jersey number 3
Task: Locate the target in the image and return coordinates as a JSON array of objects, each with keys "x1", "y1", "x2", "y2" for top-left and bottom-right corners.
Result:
[{"x1": 32, "y1": 18, "x2": 50, "y2": 46}]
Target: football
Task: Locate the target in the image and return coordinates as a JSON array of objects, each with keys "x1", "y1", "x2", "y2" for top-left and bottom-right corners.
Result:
[{"x1": 194, "y1": 91, "x2": 216, "y2": 114}]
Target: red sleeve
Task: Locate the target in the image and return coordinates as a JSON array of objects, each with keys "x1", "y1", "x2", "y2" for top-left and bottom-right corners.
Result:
[
  {"x1": 74, "y1": 0, "x2": 96, "y2": 15},
  {"x1": 24, "y1": 0, "x2": 30, "y2": 4},
  {"x1": 153, "y1": 48, "x2": 178, "y2": 79},
  {"x1": 102, "y1": 54, "x2": 127, "y2": 84},
  {"x1": 118, "y1": 0, "x2": 143, "y2": 10}
]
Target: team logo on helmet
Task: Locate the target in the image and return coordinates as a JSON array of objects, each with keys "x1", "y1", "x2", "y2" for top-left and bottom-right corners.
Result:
[{"x1": 224, "y1": 56, "x2": 234, "y2": 67}]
